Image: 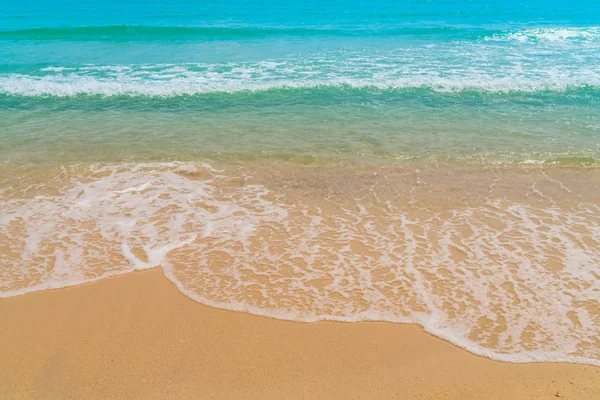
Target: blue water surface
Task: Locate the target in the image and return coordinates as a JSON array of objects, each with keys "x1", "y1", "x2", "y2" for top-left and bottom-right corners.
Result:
[{"x1": 1, "y1": 0, "x2": 599, "y2": 165}]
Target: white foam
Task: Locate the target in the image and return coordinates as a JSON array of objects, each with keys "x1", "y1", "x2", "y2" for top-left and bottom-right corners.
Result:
[
  {"x1": 38, "y1": 66, "x2": 71, "y2": 72},
  {"x1": 0, "y1": 162, "x2": 599, "y2": 367},
  {"x1": 1, "y1": 72, "x2": 599, "y2": 97},
  {"x1": 2, "y1": 43, "x2": 600, "y2": 97},
  {"x1": 489, "y1": 27, "x2": 600, "y2": 43}
]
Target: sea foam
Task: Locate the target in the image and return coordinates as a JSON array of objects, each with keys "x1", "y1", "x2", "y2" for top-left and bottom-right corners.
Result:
[
  {"x1": 1, "y1": 163, "x2": 599, "y2": 367},
  {"x1": 1, "y1": 69, "x2": 599, "y2": 97},
  {"x1": 2, "y1": 34, "x2": 600, "y2": 98},
  {"x1": 489, "y1": 27, "x2": 600, "y2": 43}
]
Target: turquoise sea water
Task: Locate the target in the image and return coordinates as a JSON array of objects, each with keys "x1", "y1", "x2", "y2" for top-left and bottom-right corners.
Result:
[
  {"x1": 1, "y1": 0, "x2": 600, "y2": 164},
  {"x1": 1, "y1": 1, "x2": 600, "y2": 367}
]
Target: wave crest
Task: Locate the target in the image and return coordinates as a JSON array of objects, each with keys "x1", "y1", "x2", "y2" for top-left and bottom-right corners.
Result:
[
  {"x1": 487, "y1": 27, "x2": 600, "y2": 42},
  {"x1": 2, "y1": 68, "x2": 600, "y2": 97}
]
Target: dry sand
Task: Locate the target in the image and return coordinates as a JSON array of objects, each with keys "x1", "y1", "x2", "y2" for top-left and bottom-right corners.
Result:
[{"x1": 1, "y1": 268, "x2": 599, "y2": 400}]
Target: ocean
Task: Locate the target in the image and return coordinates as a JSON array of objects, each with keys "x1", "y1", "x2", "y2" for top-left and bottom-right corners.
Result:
[{"x1": 1, "y1": 0, "x2": 599, "y2": 366}]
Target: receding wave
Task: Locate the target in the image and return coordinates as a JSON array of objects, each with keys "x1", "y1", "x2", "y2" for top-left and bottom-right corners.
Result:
[{"x1": 1, "y1": 162, "x2": 599, "y2": 366}]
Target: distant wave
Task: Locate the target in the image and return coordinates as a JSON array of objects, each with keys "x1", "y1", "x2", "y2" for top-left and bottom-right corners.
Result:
[
  {"x1": 0, "y1": 25, "x2": 473, "y2": 40},
  {"x1": 2, "y1": 25, "x2": 599, "y2": 43},
  {"x1": 486, "y1": 27, "x2": 600, "y2": 42}
]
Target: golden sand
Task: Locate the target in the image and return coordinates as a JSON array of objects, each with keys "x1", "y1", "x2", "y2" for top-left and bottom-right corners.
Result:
[
  {"x1": 3, "y1": 163, "x2": 600, "y2": 363},
  {"x1": 1, "y1": 268, "x2": 599, "y2": 400}
]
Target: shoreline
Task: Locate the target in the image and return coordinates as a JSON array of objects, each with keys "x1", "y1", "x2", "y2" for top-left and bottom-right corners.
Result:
[
  {"x1": 3, "y1": 264, "x2": 600, "y2": 368},
  {"x1": 2, "y1": 161, "x2": 600, "y2": 373},
  {"x1": 1, "y1": 268, "x2": 599, "y2": 400}
]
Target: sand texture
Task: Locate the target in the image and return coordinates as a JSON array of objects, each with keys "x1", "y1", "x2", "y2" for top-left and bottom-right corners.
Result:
[{"x1": 1, "y1": 268, "x2": 599, "y2": 400}]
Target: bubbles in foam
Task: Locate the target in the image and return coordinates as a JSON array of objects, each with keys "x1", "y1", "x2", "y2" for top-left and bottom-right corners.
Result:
[
  {"x1": 488, "y1": 27, "x2": 600, "y2": 43},
  {"x1": 2, "y1": 37, "x2": 600, "y2": 97},
  {"x1": 0, "y1": 162, "x2": 236, "y2": 295},
  {"x1": 0, "y1": 162, "x2": 599, "y2": 366},
  {"x1": 2, "y1": 73, "x2": 600, "y2": 97}
]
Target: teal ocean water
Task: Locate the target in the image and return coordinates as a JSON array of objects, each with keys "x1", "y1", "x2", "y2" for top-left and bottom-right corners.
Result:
[
  {"x1": 1, "y1": 0, "x2": 600, "y2": 164},
  {"x1": 1, "y1": 1, "x2": 600, "y2": 366}
]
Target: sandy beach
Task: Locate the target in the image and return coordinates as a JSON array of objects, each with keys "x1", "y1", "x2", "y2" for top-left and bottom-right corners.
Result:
[
  {"x1": 3, "y1": 1, "x2": 600, "y2": 398},
  {"x1": 1, "y1": 268, "x2": 598, "y2": 400}
]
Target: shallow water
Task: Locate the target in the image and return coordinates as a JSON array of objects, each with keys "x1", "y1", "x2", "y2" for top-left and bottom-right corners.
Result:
[
  {"x1": 1, "y1": 162, "x2": 599, "y2": 365},
  {"x1": 1, "y1": 0, "x2": 599, "y2": 366}
]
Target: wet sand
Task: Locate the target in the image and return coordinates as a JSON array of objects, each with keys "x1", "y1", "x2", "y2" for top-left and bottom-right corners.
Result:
[{"x1": 1, "y1": 268, "x2": 598, "y2": 400}]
